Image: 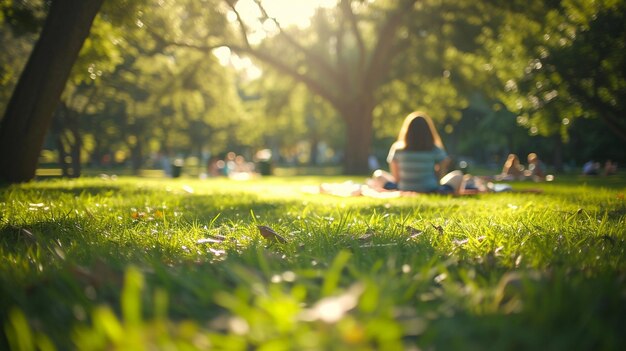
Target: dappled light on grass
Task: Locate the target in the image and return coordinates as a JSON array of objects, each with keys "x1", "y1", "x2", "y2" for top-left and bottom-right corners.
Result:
[{"x1": 0, "y1": 176, "x2": 625, "y2": 349}]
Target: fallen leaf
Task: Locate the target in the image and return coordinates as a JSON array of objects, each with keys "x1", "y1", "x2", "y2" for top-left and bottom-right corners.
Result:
[
  {"x1": 210, "y1": 233, "x2": 228, "y2": 241},
  {"x1": 20, "y1": 228, "x2": 37, "y2": 242},
  {"x1": 197, "y1": 237, "x2": 224, "y2": 244},
  {"x1": 357, "y1": 233, "x2": 373, "y2": 242},
  {"x1": 131, "y1": 211, "x2": 146, "y2": 219},
  {"x1": 360, "y1": 243, "x2": 397, "y2": 248},
  {"x1": 431, "y1": 224, "x2": 444, "y2": 235},
  {"x1": 257, "y1": 225, "x2": 287, "y2": 243},
  {"x1": 209, "y1": 248, "x2": 226, "y2": 256},
  {"x1": 494, "y1": 246, "x2": 504, "y2": 256},
  {"x1": 452, "y1": 238, "x2": 469, "y2": 246},
  {"x1": 406, "y1": 226, "x2": 423, "y2": 240}
]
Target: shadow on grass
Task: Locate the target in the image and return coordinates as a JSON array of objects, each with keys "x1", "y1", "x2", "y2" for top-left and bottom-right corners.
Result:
[
  {"x1": 2, "y1": 175, "x2": 625, "y2": 350},
  {"x1": 0, "y1": 212, "x2": 442, "y2": 349}
]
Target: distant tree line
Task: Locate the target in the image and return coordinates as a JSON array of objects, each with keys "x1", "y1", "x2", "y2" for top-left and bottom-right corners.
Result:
[{"x1": 1, "y1": 0, "x2": 624, "y2": 182}]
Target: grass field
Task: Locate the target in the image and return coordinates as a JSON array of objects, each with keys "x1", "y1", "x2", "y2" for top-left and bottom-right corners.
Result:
[{"x1": 1, "y1": 174, "x2": 625, "y2": 350}]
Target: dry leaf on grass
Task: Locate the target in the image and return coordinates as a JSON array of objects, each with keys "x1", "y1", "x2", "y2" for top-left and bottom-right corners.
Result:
[
  {"x1": 257, "y1": 225, "x2": 287, "y2": 243},
  {"x1": 357, "y1": 233, "x2": 374, "y2": 242},
  {"x1": 431, "y1": 224, "x2": 444, "y2": 235},
  {"x1": 405, "y1": 226, "x2": 423, "y2": 240},
  {"x1": 197, "y1": 237, "x2": 224, "y2": 244}
]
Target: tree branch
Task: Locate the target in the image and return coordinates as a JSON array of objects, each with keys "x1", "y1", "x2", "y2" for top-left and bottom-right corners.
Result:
[
  {"x1": 335, "y1": 13, "x2": 350, "y2": 92},
  {"x1": 228, "y1": 44, "x2": 342, "y2": 109},
  {"x1": 156, "y1": 36, "x2": 342, "y2": 109},
  {"x1": 252, "y1": 0, "x2": 340, "y2": 82},
  {"x1": 363, "y1": 0, "x2": 418, "y2": 92},
  {"x1": 224, "y1": 0, "x2": 251, "y2": 49},
  {"x1": 586, "y1": 88, "x2": 626, "y2": 141},
  {"x1": 146, "y1": 2, "x2": 353, "y2": 112},
  {"x1": 340, "y1": 0, "x2": 366, "y2": 72},
  {"x1": 560, "y1": 69, "x2": 626, "y2": 142}
]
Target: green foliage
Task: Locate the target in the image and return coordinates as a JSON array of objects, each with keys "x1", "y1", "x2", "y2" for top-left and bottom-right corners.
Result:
[
  {"x1": 1, "y1": 176, "x2": 625, "y2": 349},
  {"x1": 0, "y1": 0, "x2": 47, "y2": 35},
  {"x1": 0, "y1": 0, "x2": 44, "y2": 115},
  {"x1": 3, "y1": 0, "x2": 624, "y2": 178},
  {"x1": 241, "y1": 71, "x2": 344, "y2": 161},
  {"x1": 479, "y1": 0, "x2": 626, "y2": 139},
  {"x1": 70, "y1": 18, "x2": 125, "y2": 86},
  {"x1": 52, "y1": 0, "x2": 247, "y2": 167},
  {"x1": 376, "y1": 0, "x2": 504, "y2": 138},
  {"x1": 4, "y1": 308, "x2": 55, "y2": 351}
]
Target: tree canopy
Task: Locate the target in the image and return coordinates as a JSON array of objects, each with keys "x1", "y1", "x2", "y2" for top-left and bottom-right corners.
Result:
[
  {"x1": 1, "y1": 0, "x2": 624, "y2": 182},
  {"x1": 480, "y1": 0, "x2": 626, "y2": 142}
]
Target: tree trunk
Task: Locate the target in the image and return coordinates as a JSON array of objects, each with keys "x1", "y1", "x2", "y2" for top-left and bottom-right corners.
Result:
[
  {"x1": 51, "y1": 105, "x2": 70, "y2": 177},
  {"x1": 70, "y1": 127, "x2": 82, "y2": 178},
  {"x1": 55, "y1": 133, "x2": 70, "y2": 177},
  {"x1": 66, "y1": 106, "x2": 82, "y2": 178},
  {"x1": 89, "y1": 136, "x2": 104, "y2": 168},
  {"x1": 0, "y1": 0, "x2": 104, "y2": 183},
  {"x1": 130, "y1": 141, "x2": 143, "y2": 175},
  {"x1": 341, "y1": 101, "x2": 375, "y2": 174},
  {"x1": 54, "y1": 102, "x2": 83, "y2": 178},
  {"x1": 309, "y1": 136, "x2": 319, "y2": 166},
  {"x1": 553, "y1": 134, "x2": 563, "y2": 173}
]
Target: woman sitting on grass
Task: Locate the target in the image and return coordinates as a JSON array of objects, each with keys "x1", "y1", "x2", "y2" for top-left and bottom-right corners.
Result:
[{"x1": 376, "y1": 111, "x2": 465, "y2": 194}]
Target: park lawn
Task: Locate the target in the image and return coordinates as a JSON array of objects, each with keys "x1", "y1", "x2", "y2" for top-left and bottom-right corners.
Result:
[{"x1": 1, "y1": 175, "x2": 625, "y2": 350}]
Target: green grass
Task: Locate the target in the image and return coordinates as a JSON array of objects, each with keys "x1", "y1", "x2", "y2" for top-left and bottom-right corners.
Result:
[{"x1": 1, "y1": 175, "x2": 625, "y2": 350}]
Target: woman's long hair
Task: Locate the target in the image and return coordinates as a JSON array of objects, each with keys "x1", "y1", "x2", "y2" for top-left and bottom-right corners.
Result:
[{"x1": 394, "y1": 111, "x2": 444, "y2": 152}]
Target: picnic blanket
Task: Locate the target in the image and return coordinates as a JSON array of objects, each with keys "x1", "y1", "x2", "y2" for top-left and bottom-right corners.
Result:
[
  {"x1": 301, "y1": 182, "x2": 402, "y2": 198},
  {"x1": 301, "y1": 181, "x2": 542, "y2": 198}
]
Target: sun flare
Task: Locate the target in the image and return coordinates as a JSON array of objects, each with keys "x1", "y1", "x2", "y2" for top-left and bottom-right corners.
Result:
[
  {"x1": 232, "y1": 0, "x2": 336, "y2": 29},
  {"x1": 216, "y1": 0, "x2": 336, "y2": 79}
]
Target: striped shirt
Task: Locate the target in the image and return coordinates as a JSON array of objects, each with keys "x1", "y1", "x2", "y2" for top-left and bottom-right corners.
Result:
[{"x1": 388, "y1": 145, "x2": 447, "y2": 192}]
